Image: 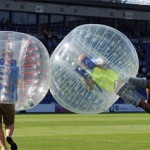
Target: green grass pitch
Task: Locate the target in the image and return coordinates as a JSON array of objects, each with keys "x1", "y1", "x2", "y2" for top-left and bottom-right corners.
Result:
[{"x1": 9, "y1": 113, "x2": 150, "y2": 150}]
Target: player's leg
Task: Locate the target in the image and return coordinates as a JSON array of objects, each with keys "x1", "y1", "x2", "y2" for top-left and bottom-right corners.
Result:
[
  {"x1": 6, "y1": 124, "x2": 14, "y2": 138},
  {"x1": 128, "y1": 77, "x2": 150, "y2": 104},
  {"x1": 117, "y1": 78, "x2": 150, "y2": 113},
  {"x1": 118, "y1": 87, "x2": 150, "y2": 113},
  {"x1": 0, "y1": 105, "x2": 7, "y2": 150},
  {"x1": 0, "y1": 124, "x2": 7, "y2": 150},
  {"x1": 146, "y1": 80, "x2": 150, "y2": 104},
  {"x1": 3, "y1": 104, "x2": 17, "y2": 150},
  {"x1": 129, "y1": 77, "x2": 150, "y2": 104},
  {"x1": 139, "y1": 99, "x2": 150, "y2": 113},
  {"x1": 6, "y1": 124, "x2": 18, "y2": 150}
]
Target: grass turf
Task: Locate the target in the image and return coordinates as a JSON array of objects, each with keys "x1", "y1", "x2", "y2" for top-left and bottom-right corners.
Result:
[{"x1": 9, "y1": 113, "x2": 150, "y2": 150}]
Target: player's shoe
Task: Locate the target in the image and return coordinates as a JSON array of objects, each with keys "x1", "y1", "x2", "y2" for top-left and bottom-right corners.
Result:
[
  {"x1": 145, "y1": 99, "x2": 150, "y2": 105},
  {"x1": 6, "y1": 136, "x2": 17, "y2": 150}
]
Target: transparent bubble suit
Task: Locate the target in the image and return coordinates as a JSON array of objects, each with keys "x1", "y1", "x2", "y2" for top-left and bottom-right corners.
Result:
[
  {"x1": 49, "y1": 24, "x2": 139, "y2": 114},
  {"x1": 0, "y1": 31, "x2": 50, "y2": 110}
]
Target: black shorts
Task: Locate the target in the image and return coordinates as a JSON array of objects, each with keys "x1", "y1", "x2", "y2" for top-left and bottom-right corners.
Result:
[{"x1": 0, "y1": 104, "x2": 15, "y2": 126}]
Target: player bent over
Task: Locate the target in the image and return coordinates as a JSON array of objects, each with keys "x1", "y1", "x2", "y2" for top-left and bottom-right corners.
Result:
[{"x1": 75, "y1": 54, "x2": 150, "y2": 113}]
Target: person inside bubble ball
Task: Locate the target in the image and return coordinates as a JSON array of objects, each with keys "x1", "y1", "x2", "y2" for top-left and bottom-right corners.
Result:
[
  {"x1": 0, "y1": 50, "x2": 18, "y2": 150},
  {"x1": 76, "y1": 54, "x2": 120, "y2": 92},
  {"x1": 75, "y1": 54, "x2": 150, "y2": 113}
]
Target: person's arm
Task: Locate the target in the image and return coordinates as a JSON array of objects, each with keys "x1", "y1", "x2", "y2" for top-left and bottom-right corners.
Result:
[
  {"x1": 75, "y1": 66, "x2": 94, "y2": 90},
  {"x1": 95, "y1": 58, "x2": 111, "y2": 69},
  {"x1": 83, "y1": 78, "x2": 94, "y2": 90}
]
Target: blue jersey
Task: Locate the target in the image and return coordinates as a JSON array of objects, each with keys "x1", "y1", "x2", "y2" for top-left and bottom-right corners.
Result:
[
  {"x1": 7, "y1": 64, "x2": 19, "y2": 101},
  {"x1": 0, "y1": 58, "x2": 19, "y2": 102}
]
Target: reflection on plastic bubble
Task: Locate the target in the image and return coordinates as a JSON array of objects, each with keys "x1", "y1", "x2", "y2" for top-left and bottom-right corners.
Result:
[{"x1": 0, "y1": 31, "x2": 50, "y2": 110}]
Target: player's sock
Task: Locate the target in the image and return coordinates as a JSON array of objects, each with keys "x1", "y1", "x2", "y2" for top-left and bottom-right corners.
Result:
[
  {"x1": 147, "y1": 96, "x2": 150, "y2": 105},
  {"x1": 6, "y1": 136, "x2": 17, "y2": 150}
]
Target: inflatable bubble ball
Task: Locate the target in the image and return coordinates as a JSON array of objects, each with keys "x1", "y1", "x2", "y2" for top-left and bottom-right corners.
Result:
[
  {"x1": 49, "y1": 24, "x2": 139, "y2": 114},
  {"x1": 0, "y1": 31, "x2": 50, "y2": 110}
]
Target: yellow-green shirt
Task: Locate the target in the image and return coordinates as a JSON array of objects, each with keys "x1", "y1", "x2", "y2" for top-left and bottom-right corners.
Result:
[{"x1": 89, "y1": 67, "x2": 120, "y2": 92}]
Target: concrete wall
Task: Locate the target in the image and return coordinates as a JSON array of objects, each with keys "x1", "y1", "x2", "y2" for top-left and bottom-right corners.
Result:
[{"x1": 0, "y1": 1, "x2": 150, "y2": 21}]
